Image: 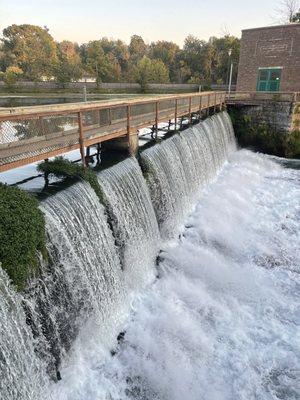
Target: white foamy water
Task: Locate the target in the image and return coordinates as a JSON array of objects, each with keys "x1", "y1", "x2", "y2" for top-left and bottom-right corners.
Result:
[
  {"x1": 47, "y1": 150, "x2": 300, "y2": 400},
  {"x1": 97, "y1": 157, "x2": 160, "y2": 292}
]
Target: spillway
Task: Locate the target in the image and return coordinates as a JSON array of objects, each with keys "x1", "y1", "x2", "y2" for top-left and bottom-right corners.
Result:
[{"x1": 1, "y1": 111, "x2": 298, "y2": 400}]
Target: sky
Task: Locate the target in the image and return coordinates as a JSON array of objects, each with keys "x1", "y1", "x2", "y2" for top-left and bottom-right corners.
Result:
[{"x1": 0, "y1": 0, "x2": 280, "y2": 46}]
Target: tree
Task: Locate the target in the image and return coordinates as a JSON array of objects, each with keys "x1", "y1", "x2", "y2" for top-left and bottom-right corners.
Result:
[
  {"x1": 129, "y1": 35, "x2": 147, "y2": 62},
  {"x1": 291, "y1": 9, "x2": 300, "y2": 21},
  {"x1": 57, "y1": 42, "x2": 82, "y2": 84},
  {"x1": 1, "y1": 24, "x2": 57, "y2": 81},
  {"x1": 135, "y1": 56, "x2": 169, "y2": 92},
  {"x1": 208, "y1": 36, "x2": 240, "y2": 85},
  {"x1": 0, "y1": 66, "x2": 23, "y2": 88},
  {"x1": 275, "y1": 0, "x2": 300, "y2": 23},
  {"x1": 99, "y1": 38, "x2": 129, "y2": 74},
  {"x1": 149, "y1": 41, "x2": 181, "y2": 81},
  {"x1": 54, "y1": 41, "x2": 83, "y2": 86},
  {"x1": 182, "y1": 35, "x2": 212, "y2": 84},
  {"x1": 84, "y1": 40, "x2": 121, "y2": 85}
]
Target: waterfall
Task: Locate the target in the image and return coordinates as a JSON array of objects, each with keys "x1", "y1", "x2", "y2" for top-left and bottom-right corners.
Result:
[
  {"x1": 39, "y1": 181, "x2": 127, "y2": 356},
  {"x1": 141, "y1": 112, "x2": 236, "y2": 239},
  {"x1": 97, "y1": 157, "x2": 160, "y2": 291},
  {"x1": 0, "y1": 111, "x2": 241, "y2": 400},
  {"x1": 0, "y1": 268, "x2": 48, "y2": 400}
]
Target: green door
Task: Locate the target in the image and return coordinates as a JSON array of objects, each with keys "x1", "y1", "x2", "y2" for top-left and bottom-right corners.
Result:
[{"x1": 257, "y1": 68, "x2": 282, "y2": 92}]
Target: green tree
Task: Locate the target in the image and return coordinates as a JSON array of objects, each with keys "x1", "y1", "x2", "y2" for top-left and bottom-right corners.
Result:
[
  {"x1": 182, "y1": 35, "x2": 212, "y2": 84},
  {"x1": 135, "y1": 56, "x2": 169, "y2": 92},
  {"x1": 54, "y1": 41, "x2": 83, "y2": 86},
  {"x1": 1, "y1": 24, "x2": 57, "y2": 80},
  {"x1": 149, "y1": 41, "x2": 181, "y2": 81},
  {"x1": 0, "y1": 65, "x2": 23, "y2": 88},
  {"x1": 209, "y1": 35, "x2": 240, "y2": 85},
  {"x1": 84, "y1": 40, "x2": 121, "y2": 85},
  {"x1": 99, "y1": 38, "x2": 130, "y2": 75},
  {"x1": 129, "y1": 35, "x2": 147, "y2": 62}
]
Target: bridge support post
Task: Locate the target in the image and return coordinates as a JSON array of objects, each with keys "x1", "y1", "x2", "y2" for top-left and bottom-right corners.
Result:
[{"x1": 127, "y1": 104, "x2": 138, "y2": 156}]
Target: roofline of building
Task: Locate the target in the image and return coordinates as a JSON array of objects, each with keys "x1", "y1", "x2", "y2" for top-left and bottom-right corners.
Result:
[{"x1": 242, "y1": 23, "x2": 300, "y2": 32}]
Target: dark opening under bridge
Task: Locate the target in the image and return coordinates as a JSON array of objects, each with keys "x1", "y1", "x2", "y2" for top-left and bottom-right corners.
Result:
[{"x1": 0, "y1": 92, "x2": 226, "y2": 173}]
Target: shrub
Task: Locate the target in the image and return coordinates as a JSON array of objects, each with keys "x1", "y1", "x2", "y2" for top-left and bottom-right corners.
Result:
[
  {"x1": 0, "y1": 183, "x2": 47, "y2": 290},
  {"x1": 37, "y1": 157, "x2": 105, "y2": 203}
]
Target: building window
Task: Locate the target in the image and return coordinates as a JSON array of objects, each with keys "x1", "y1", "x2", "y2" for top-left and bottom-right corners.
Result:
[{"x1": 257, "y1": 68, "x2": 282, "y2": 92}]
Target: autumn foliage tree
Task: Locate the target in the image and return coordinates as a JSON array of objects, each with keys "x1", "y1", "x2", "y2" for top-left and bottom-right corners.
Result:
[
  {"x1": 54, "y1": 41, "x2": 83, "y2": 86},
  {"x1": 0, "y1": 24, "x2": 241, "y2": 90},
  {"x1": 1, "y1": 24, "x2": 57, "y2": 81}
]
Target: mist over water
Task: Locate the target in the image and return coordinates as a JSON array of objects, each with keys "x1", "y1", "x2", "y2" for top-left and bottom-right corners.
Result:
[
  {"x1": 0, "y1": 112, "x2": 299, "y2": 400},
  {"x1": 48, "y1": 150, "x2": 300, "y2": 400}
]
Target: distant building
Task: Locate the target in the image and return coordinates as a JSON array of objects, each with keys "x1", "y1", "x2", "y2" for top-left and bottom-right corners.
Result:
[
  {"x1": 236, "y1": 24, "x2": 300, "y2": 92},
  {"x1": 78, "y1": 75, "x2": 96, "y2": 83}
]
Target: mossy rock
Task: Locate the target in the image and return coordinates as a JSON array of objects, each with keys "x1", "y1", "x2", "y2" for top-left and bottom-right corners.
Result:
[
  {"x1": 286, "y1": 131, "x2": 300, "y2": 158},
  {"x1": 228, "y1": 108, "x2": 292, "y2": 157},
  {"x1": 0, "y1": 183, "x2": 47, "y2": 290}
]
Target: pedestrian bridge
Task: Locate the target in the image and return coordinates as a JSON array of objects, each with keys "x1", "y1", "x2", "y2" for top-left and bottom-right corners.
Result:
[{"x1": 0, "y1": 92, "x2": 226, "y2": 172}]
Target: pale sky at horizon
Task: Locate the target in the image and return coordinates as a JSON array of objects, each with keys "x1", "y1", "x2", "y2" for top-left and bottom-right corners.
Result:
[{"x1": 0, "y1": 0, "x2": 280, "y2": 46}]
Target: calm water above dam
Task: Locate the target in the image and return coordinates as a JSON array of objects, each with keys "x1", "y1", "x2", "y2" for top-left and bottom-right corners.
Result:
[
  {"x1": 0, "y1": 94, "x2": 136, "y2": 108},
  {"x1": 0, "y1": 113, "x2": 299, "y2": 400}
]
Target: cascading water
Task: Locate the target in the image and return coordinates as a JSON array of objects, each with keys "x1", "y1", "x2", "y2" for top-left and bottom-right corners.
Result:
[
  {"x1": 141, "y1": 112, "x2": 236, "y2": 239},
  {"x1": 40, "y1": 181, "x2": 127, "y2": 350},
  {"x1": 1, "y1": 111, "x2": 298, "y2": 400},
  {"x1": 88, "y1": 150, "x2": 299, "y2": 400},
  {"x1": 97, "y1": 157, "x2": 160, "y2": 291},
  {"x1": 0, "y1": 268, "x2": 48, "y2": 400}
]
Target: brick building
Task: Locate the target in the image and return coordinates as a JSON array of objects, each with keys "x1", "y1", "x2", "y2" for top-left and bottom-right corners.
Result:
[{"x1": 236, "y1": 24, "x2": 300, "y2": 92}]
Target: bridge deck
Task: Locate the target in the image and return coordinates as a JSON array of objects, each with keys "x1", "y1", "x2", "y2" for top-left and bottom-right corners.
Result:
[
  {"x1": 227, "y1": 91, "x2": 300, "y2": 105},
  {"x1": 0, "y1": 92, "x2": 226, "y2": 172}
]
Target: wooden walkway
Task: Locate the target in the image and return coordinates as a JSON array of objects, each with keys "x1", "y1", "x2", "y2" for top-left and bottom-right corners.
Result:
[{"x1": 0, "y1": 92, "x2": 226, "y2": 172}]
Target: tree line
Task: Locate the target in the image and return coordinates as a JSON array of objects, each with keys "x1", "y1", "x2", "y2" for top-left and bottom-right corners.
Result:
[{"x1": 0, "y1": 24, "x2": 240, "y2": 90}]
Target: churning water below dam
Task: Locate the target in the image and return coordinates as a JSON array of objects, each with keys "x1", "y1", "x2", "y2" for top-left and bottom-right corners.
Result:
[{"x1": 0, "y1": 112, "x2": 299, "y2": 400}]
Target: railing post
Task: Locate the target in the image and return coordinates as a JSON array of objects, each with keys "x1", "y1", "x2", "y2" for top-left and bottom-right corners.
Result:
[
  {"x1": 127, "y1": 104, "x2": 131, "y2": 137},
  {"x1": 199, "y1": 95, "x2": 202, "y2": 120},
  {"x1": 189, "y1": 96, "x2": 192, "y2": 125},
  {"x1": 77, "y1": 111, "x2": 86, "y2": 167},
  {"x1": 98, "y1": 109, "x2": 101, "y2": 126},
  {"x1": 294, "y1": 92, "x2": 297, "y2": 103},
  {"x1": 155, "y1": 101, "x2": 159, "y2": 139},
  {"x1": 207, "y1": 93, "x2": 210, "y2": 116},
  {"x1": 174, "y1": 99, "x2": 178, "y2": 131},
  {"x1": 39, "y1": 116, "x2": 46, "y2": 136},
  {"x1": 214, "y1": 92, "x2": 217, "y2": 113}
]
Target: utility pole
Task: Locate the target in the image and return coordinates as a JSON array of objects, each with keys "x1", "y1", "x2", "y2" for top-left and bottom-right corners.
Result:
[
  {"x1": 228, "y1": 49, "x2": 233, "y2": 97},
  {"x1": 82, "y1": 85, "x2": 87, "y2": 102}
]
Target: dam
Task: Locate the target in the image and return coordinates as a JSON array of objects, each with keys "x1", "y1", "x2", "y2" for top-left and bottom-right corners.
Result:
[{"x1": 0, "y1": 110, "x2": 299, "y2": 400}]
